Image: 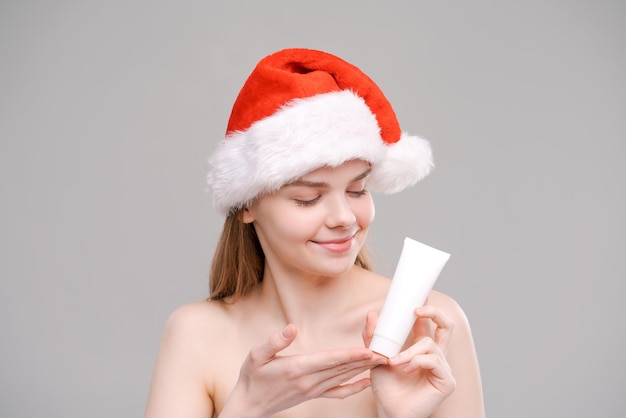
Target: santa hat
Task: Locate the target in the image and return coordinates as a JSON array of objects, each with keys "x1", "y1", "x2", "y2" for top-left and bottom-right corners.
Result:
[{"x1": 207, "y1": 48, "x2": 434, "y2": 215}]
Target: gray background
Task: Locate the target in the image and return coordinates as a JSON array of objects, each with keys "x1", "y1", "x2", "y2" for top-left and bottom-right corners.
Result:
[{"x1": 1, "y1": 1, "x2": 624, "y2": 417}]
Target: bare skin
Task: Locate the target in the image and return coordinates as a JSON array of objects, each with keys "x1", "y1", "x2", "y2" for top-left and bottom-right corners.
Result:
[{"x1": 144, "y1": 161, "x2": 485, "y2": 417}]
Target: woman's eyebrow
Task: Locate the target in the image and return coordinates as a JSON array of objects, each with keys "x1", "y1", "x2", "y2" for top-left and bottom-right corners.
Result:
[
  {"x1": 351, "y1": 168, "x2": 373, "y2": 183},
  {"x1": 288, "y1": 179, "x2": 329, "y2": 188},
  {"x1": 288, "y1": 168, "x2": 372, "y2": 188}
]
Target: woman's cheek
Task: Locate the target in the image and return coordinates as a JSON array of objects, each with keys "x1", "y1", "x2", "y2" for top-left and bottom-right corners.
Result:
[{"x1": 358, "y1": 197, "x2": 375, "y2": 225}]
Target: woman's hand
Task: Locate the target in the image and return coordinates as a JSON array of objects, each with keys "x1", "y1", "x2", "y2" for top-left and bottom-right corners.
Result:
[
  {"x1": 220, "y1": 323, "x2": 386, "y2": 418},
  {"x1": 363, "y1": 305, "x2": 457, "y2": 418}
]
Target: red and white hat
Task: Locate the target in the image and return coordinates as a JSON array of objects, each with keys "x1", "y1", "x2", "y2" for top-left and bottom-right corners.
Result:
[{"x1": 207, "y1": 48, "x2": 433, "y2": 215}]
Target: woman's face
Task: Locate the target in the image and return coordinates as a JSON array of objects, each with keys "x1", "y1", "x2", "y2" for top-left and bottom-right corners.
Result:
[{"x1": 244, "y1": 159, "x2": 375, "y2": 279}]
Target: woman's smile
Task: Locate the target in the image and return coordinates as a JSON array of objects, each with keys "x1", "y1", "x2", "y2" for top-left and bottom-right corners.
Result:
[{"x1": 311, "y1": 232, "x2": 359, "y2": 254}]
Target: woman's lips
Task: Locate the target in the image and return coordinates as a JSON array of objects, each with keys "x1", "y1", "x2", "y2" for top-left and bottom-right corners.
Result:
[{"x1": 312, "y1": 234, "x2": 357, "y2": 253}]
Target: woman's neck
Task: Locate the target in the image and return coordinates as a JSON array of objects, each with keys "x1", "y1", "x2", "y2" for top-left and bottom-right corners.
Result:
[{"x1": 258, "y1": 262, "x2": 358, "y2": 335}]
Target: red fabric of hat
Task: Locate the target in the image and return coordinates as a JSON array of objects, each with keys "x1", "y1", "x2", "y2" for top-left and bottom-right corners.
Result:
[{"x1": 226, "y1": 48, "x2": 402, "y2": 146}]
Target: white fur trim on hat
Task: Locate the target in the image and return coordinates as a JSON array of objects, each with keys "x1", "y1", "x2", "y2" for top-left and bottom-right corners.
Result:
[
  {"x1": 369, "y1": 131, "x2": 434, "y2": 193},
  {"x1": 207, "y1": 90, "x2": 433, "y2": 215}
]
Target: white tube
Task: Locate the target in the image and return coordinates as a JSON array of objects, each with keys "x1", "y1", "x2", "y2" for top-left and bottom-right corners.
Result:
[{"x1": 369, "y1": 237, "x2": 451, "y2": 358}]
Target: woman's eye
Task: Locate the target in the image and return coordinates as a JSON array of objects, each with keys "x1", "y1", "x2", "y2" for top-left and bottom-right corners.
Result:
[
  {"x1": 348, "y1": 189, "x2": 368, "y2": 197},
  {"x1": 294, "y1": 196, "x2": 320, "y2": 206}
]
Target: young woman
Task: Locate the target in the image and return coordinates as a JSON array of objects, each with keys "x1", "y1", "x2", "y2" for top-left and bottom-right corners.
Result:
[{"x1": 144, "y1": 48, "x2": 485, "y2": 418}]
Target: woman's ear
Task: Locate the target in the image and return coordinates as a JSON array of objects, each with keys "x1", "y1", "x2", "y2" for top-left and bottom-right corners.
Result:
[{"x1": 242, "y1": 206, "x2": 255, "y2": 224}]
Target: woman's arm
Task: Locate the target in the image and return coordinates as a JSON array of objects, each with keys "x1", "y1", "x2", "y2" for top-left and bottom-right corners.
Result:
[
  {"x1": 429, "y1": 291, "x2": 485, "y2": 418},
  {"x1": 144, "y1": 305, "x2": 214, "y2": 418}
]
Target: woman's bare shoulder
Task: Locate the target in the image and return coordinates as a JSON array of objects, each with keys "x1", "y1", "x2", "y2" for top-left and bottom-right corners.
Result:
[
  {"x1": 144, "y1": 300, "x2": 237, "y2": 418},
  {"x1": 426, "y1": 290, "x2": 471, "y2": 326},
  {"x1": 162, "y1": 300, "x2": 235, "y2": 341},
  {"x1": 354, "y1": 266, "x2": 392, "y2": 293}
]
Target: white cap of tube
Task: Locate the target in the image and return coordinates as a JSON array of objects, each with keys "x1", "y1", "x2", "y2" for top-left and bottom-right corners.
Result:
[{"x1": 369, "y1": 335, "x2": 402, "y2": 358}]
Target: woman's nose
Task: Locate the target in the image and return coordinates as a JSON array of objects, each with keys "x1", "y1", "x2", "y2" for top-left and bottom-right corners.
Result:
[{"x1": 325, "y1": 194, "x2": 356, "y2": 228}]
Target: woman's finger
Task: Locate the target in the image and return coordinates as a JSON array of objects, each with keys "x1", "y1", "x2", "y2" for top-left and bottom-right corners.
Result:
[
  {"x1": 313, "y1": 356, "x2": 384, "y2": 388},
  {"x1": 403, "y1": 348, "x2": 452, "y2": 375},
  {"x1": 283, "y1": 360, "x2": 380, "y2": 400},
  {"x1": 320, "y1": 377, "x2": 372, "y2": 399},
  {"x1": 295, "y1": 349, "x2": 385, "y2": 390},
  {"x1": 248, "y1": 324, "x2": 297, "y2": 365},
  {"x1": 388, "y1": 336, "x2": 441, "y2": 367},
  {"x1": 403, "y1": 353, "x2": 456, "y2": 391},
  {"x1": 414, "y1": 305, "x2": 454, "y2": 351},
  {"x1": 362, "y1": 310, "x2": 377, "y2": 348},
  {"x1": 312, "y1": 348, "x2": 378, "y2": 371},
  {"x1": 411, "y1": 313, "x2": 432, "y2": 343},
  {"x1": 316, "y1": 364, "x2": 376, "y2": 395}
]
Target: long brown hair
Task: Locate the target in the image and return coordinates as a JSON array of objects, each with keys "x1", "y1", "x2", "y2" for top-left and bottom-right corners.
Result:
[{"x1": 209, "y1": 209, "x2": 373, "y2": 301}]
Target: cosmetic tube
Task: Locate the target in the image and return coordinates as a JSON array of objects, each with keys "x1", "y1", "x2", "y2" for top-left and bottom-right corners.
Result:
[{"x1": 369, "y1": 238, "x2": 451, "y2": 358}]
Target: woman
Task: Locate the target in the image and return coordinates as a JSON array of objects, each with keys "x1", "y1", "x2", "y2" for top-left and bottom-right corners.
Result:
[{"x1": 144, "y1": 48, "x2": 485, "y2": 418}]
